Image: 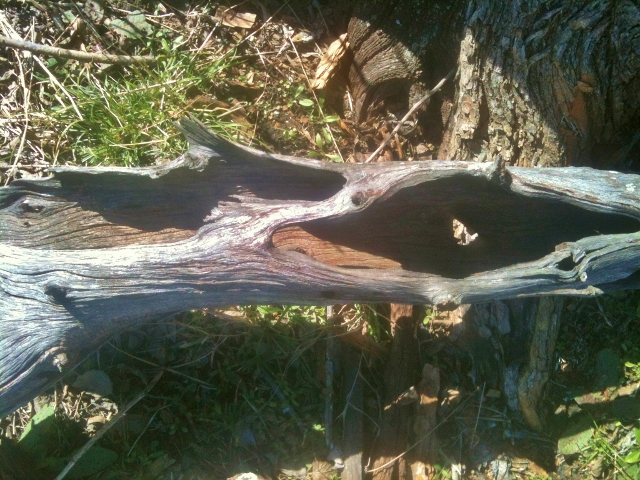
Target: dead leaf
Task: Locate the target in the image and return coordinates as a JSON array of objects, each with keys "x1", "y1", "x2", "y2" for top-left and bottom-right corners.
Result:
[
  {"x1": 216, "y1": 7, "x2": 256, "y2": 29},
  {"x1": 311, "y1": 460, "x2": 334, "y2": 480},
  {"x1": 337, "y1": 118, "x2": 354, "y2": 136},
  {"x1": 87, "y1": 415, "x2": 107, "y2": 426},
  {"x1": 312, "y1": 33, "x2": 348, "y2": 90}
]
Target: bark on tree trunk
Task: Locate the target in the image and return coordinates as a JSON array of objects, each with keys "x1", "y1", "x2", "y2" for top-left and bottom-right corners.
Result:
[
  {"x1": 440, "y1": 0, "x2": 639, "y2": 168},
  {"x1": 348, "y1": 0, "x2": 638, "y2": 439},
  {"x1": 439, "y1": 0, "x2": 639, "y2": 431}
]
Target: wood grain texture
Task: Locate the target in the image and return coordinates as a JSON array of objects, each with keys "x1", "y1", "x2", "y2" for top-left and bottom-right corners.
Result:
[{"x1": 1, "y1": 118, "x2": 640, "y2": 417}]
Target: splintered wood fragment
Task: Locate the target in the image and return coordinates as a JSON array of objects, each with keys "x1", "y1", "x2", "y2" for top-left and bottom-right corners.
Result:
[
  {"x1": 340, "y1": 343, "x2": 364, "y2": 480},
  {"x1": 312, "y1": 33, "x2": 349, "y2": 89},
  {"x1": 1, "y1": 118, "x2": 640, "y2": 417},
  {"x1": 516, "y1": 296, "x2": 564, "y2": 430}
]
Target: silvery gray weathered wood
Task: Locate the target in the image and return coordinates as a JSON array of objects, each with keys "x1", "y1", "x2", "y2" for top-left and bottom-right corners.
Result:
[{"x1": 1, "y1": 119, "x2": 639, "y2": 417}]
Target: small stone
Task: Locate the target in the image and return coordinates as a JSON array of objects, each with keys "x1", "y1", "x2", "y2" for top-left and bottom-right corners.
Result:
[{"x1": 72, "y1": 370, "x2": 113, "y2": 397}]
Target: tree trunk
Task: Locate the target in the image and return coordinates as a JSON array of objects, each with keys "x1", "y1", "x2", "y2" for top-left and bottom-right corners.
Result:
[
  {"x1": 440, "y1": 0, "x2": 639, "y2": 168},
  {"x1": 347, "y1": 0, "x2": 638, "y2": 438},
  {"x1": 439, "y1": 0, "x2": 639, "y2": 431}
]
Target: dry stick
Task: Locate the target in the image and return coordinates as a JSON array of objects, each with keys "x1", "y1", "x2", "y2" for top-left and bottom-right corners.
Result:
[
  {"x1": 470, "y1": 382, "x2": 486, "y2": 448},
  {"x1": 107, "y1": 341, "x2": 218, "y2": 388},
  {"x1": 0, "y1": 14, "x2": 84, "y2": 120},
  {"x1": 285, "y1": 5, "x2": 344, "y2": 161},
  {"x1": 8, "y1": 45, "x2": 30, "y2": 183},
  {"x1": 364, "y1": 68, "x2": 456, "y2": 163},
  {"x1": 127, "y1": 405, "x2": 166, "y2": 456},
  {"x1": 55, "y1": 370, "x2": 164, "y2": 480},
  {"x1": 0, "y1": 35, "x2": 156, "y2": 64}
]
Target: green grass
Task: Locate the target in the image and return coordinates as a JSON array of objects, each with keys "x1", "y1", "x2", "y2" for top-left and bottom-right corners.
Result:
[{"x1": 37, "y1": 38, "x2": 245, "y2": 167}]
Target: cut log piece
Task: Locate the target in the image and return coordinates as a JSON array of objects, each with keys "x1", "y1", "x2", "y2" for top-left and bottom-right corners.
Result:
[
  {"x1": 1, "y1": 119, "x2": 640, "y2": 418},
  {"x1": 348, "y1": 0, "x2": 463, "y2": 123},
  {"x1": 410, "y1": 364, "x2": 441, "y2": 480}
]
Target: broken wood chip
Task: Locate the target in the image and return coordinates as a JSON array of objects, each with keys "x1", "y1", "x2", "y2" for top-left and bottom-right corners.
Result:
[
  {"x1": 312, "y1": 33, "x2": 348, "y2": 90},
  {"x1": 215, "y1": 7, "x2": 256, "y2": 29}
]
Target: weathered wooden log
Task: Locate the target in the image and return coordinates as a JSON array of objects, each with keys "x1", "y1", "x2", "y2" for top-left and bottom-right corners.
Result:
[{"x1": 1, "y1": 118, "x2": 640, "y2": 417}]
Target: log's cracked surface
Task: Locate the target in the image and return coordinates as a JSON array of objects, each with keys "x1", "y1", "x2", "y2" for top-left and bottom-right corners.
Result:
[{"x1": 1, "y1": 118, "x2": 640, "y2": 417}]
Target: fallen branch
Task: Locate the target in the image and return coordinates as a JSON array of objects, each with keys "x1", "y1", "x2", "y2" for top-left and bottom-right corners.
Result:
[
  {"x1": 0, "y1": 35, "x2": 157, "y2": 65},
  {"x1": 1, "y1": 118, "x2": 640, "y2": 418}
]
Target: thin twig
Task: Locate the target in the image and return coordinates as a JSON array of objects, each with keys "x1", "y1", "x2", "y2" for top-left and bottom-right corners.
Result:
[
  {"x1": 0, "y1": 15, "x2": 33, "y2": 185},
  {"x1": 34, "y1": 54, "x2": 84, "y2": 119},
  {"x1": 0, "y1": 35, "x2": 157, "y2": 64},
  {"x1": 107, "y1": 341, "x2": 218, "y2": 388},
  {"x1": 470, "y1": 382, "x2": 486, "y2": 448},
  {"x1": 285, "y1": 5, "x2": 344, "y2": 161},
  {"x1": 364, "y1": 69, "x2": 456, "y2": 163},
  {"x1": 55, "y1": 370, "x2": 164, "y2": 480},
  {"x1": 0, "y1": 13, "x2": 84, "y2": 121},
  {"x1": 127, "y1": 405, "x2": 166, "y2": 456}
]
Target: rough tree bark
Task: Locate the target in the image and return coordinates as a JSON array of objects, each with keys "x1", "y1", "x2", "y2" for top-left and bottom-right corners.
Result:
[
  {"x1": 440, "y1": 0, "x2": 639, "y2": 168},
  {"x1": 440, "y1": 0, "x2": 639, "y2": 432}
]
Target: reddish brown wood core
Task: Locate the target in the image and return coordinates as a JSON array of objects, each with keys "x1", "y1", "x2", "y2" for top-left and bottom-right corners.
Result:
[{"x1": 272, "y1": 176, "x2": 640, "y2": 278}]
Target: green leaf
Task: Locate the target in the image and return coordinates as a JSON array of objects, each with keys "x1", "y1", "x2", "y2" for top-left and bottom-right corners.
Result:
[
  {"x1": 18, "y1": 403, "x2": 56, "y2": 462},
  {"x1": 635, "y1": 427, "x2": 640, "y2": 443},
  {"x1": 322, "y1": 127, "x2": 332, "y2": 145},
  {"x1": 109, "y1": 11, "x2": 154, "y2": 39},
  {"x1": 172, "y1": 35, "x2": 185, "y2": 48},
  {"x1": 326, "y1": 154, "x2": 342, "y2": 162},
  {"x1": 298, "y1": 98, "x2": 314, "y2": 107},
  {"x1": 558, "y1": 417, "x2": 593, "y2": 455},
  {"x1": 625, "y1": 449, "x2": 640, "y2": 464},
  {"x1": 66, "y1": 446, "x2": 118, "y2": 479},
  {"x1": 257, "y1": 306, "x2": 279, "y2": 316},
  {"x1": 315, "y1": 133, "x2": 323, "y2": 149},
  {"x1": 323, "y1": 115, "x2": 340, "y2": 123}
]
